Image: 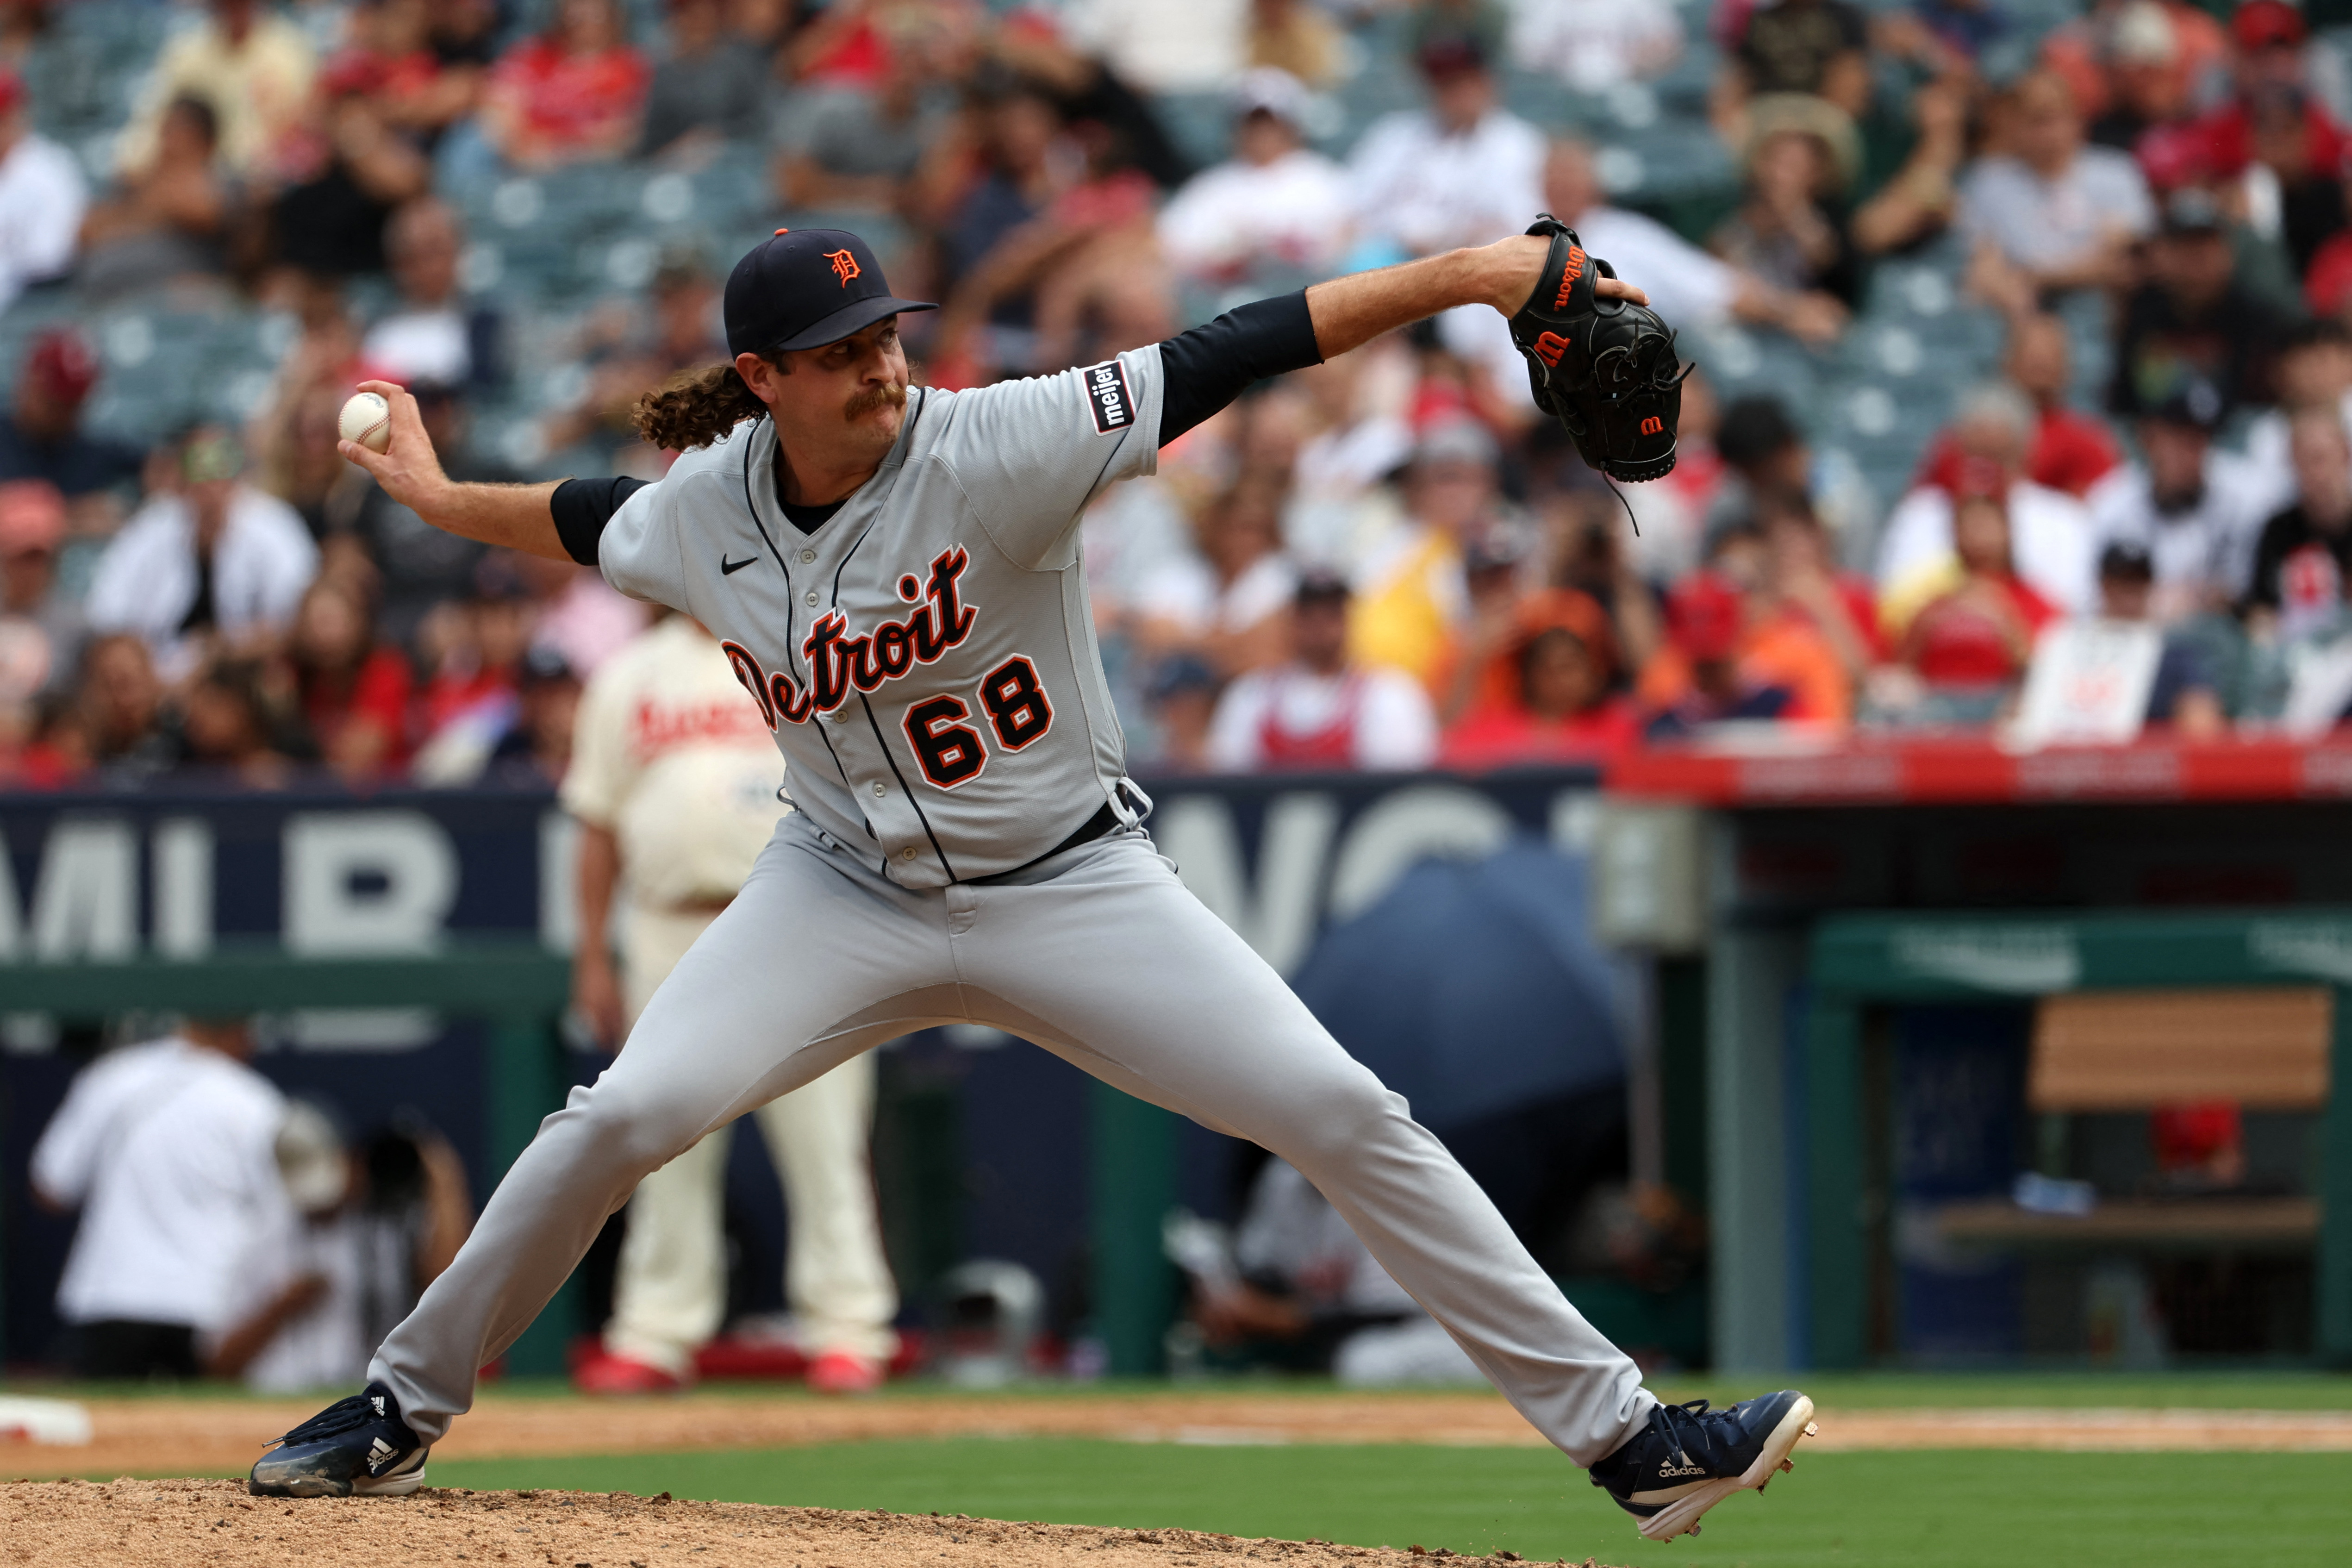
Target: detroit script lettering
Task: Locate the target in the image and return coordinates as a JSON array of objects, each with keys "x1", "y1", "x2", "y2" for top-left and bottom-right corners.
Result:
[{"x1": 721, "y1": 547, "x2": 976, "y2": 730}]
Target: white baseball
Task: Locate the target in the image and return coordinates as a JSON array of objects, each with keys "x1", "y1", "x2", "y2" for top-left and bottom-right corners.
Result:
[{"x1": 338, "y1": 390, "x2": 392, "y2": 455}]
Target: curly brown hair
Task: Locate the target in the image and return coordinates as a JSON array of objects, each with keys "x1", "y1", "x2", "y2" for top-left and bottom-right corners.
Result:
[{"x1": 631, "y1": 360, "x2": 771, "y2": 451}]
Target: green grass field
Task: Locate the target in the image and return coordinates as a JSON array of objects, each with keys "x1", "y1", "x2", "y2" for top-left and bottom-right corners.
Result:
[
  {"x1": 431, "y1": 1438, "x2": 2352, "y2": 1568},
  {"x1": 25, "y1": 1375, "x2": 2352, "y2": 1564}
]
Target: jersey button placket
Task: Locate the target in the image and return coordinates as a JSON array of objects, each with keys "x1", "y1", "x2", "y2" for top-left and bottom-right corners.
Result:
[
  {"x1": 805, "y1": 590, "x2": 818, "y2": 606},
  {"x1": 873, "y1": 782, "x2": 886, "y2": 797},
  {"x1": 800, "y1": 549, "x2": 815, "y2": 562}
]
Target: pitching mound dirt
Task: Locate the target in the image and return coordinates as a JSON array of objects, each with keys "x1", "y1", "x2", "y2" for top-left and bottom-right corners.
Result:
[
  {"x1": 27, "y1": 1387, "x2": 2352, "y2": 1480},
  {"x1": 1, "y1": 1478, "x2": 1615, "y2": 1568}
]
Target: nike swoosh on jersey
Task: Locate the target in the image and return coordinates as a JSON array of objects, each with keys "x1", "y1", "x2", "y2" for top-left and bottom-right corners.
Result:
[{"x1": 721, "y1": 555, "x2": 757, "y2": 575}]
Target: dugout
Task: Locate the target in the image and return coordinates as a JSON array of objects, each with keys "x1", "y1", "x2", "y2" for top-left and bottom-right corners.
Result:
[{"x1": 1609, "y1": 736, "x2": 2352, "y2": 1371}]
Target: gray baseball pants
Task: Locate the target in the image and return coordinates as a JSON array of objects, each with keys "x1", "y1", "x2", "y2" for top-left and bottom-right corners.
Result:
[{"x1": 370, "y1": 815, "x2": 1655, "y2": 1464}]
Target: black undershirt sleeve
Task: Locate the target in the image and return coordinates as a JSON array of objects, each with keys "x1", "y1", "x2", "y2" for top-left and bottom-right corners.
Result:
[
  {"x1": 1155, "y1": 289, "x2": 1323, "y2": 447},
  {"x1": 549, "y1": 475, "x2": 650, "y2": 566}
]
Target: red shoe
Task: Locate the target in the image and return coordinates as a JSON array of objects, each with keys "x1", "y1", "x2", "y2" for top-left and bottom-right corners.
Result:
[
  {"x1": 805, "y1": 1348, "x2": 884, "y2": 1396},
  {"x1": 693, "y1": 1334, "x2": 808, "y2": 1382},
  {"x1": 571, "y1": 1345, "x2": 686, "y2": 1397}
]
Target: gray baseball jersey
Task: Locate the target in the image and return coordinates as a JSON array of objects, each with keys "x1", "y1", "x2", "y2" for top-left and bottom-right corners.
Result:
[{"x1": 597, "y1": 347, "x2": 1164, "y2": 887}]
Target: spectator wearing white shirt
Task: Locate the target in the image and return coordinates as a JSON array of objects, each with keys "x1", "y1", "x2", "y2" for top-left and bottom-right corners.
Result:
[
  {"x1": 2090, "y1": 542, "x2": 2225, "y2": 738},
  {"x1": 1508, "y1": 0, "x2": 1684, "y2": 95},
  {"x1": 0, "y1": 69, "x2": 86, "y2": 314},
  {"x1": 1961, "y1": 69, "x2": 2154, "y2": 310},
  {"x1": 86, "y1": 426, "x2": 318, "y2": 683},
  {"x1": 1877, "y1": 383, "x2": 2101, "y2": 618},
  {"x1": 361, "y1": 199, "x2": 504, "y2": 397},
  {"x1": 30, "y1": 1021, "x2": 294, "y2": 1380},
  {"x1": 2087, "y1": 381, "x2": 2286, "y2": 621},
  {"x1": 1210, "y1": 571, "x2": 1439, "y2": 772},
  {"x1": 1441, "y1": 140, "x2": 1847, "y2": 389},
  {"x1": 1347, "y1": 36, "x2": 1544, "y2": 263},
  {"x1": 1284, "y1": 337, "x2": 1420, "y2": 567},
  {"x1": 1053, "y1": 0, "x2": 1248, "y2": 94},
  {"x1": 1135, "y1": 471, "x2": 1299, "y2": 675},
  {"x1": 1158, "y1": 69, "x2": 1352, "y2": 289}
]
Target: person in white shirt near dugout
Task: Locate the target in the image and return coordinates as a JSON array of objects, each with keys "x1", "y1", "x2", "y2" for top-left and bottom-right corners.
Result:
[
  {"x1": 564, "y1": 609, "x2": 897, "y2": 1395},
  {"x1": 31, "y1": 1019, "x2": 297, "y2": 1380}
]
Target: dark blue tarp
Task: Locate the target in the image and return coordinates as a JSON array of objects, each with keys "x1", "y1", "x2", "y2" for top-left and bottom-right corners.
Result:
[{"x1": 1292, "y1": 838, "x2": 1626, "y2": 1132}]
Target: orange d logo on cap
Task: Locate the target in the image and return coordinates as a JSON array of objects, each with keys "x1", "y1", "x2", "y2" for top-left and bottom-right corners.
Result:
[{"x1": 824, "y1": 249, "x2": 861, "y2": 287}]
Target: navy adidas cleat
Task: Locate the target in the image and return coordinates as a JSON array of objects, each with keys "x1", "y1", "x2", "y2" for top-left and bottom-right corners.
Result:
[
  {"x1": 249, "y1": 1381, "x2": 430, "y2": 1498},
  {"x1": 1588, "y1": 1390, "x2": 1817, "y2": 1542}
]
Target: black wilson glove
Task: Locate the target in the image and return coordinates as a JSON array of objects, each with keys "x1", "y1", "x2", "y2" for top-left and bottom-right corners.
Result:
[{"x1": 1506, "y1": 213, "x2": 1693, "y2": 484}]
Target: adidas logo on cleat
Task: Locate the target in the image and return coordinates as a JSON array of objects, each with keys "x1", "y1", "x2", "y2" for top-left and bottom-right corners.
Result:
[
  {"x1": 366, "y1": 1438, "x2": 396, "y2": 1473},
  {"x1": 1656, "y1": 1462, "x2": 1707, "y2": 1479},
  {"x1": 371, "y1": 1396, "x2": 386, "y2": 1416}
]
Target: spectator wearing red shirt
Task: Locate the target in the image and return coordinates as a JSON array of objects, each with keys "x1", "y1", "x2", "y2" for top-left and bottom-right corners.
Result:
[
  {"x1": 289, "y1": 577, "x2": 412, "y2": 781},
  {"x1": 1898, "y1": 493, "x2": 2059, "y2": 690},
  {"x1": 1912, "y1": 317, "x2": 2121, "y2": 500},
  {"x1": 323, "y1": 0, "x2": 461, "y2": 134},
  {"x1": 457, "y1": 0, "x2": 649, "y2": 181},
  {"x1": 1440, "y1": 592, "x2": 1640, "y2": 769},
  {"x1": 2013, "y1": 313, "x2": 2121, "y2": 497}
]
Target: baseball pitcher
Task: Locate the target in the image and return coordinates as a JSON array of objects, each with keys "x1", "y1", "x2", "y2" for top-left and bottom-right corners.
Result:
[{"x1": 253, "y1": 223, "x2": 1811, "y2": 1544}]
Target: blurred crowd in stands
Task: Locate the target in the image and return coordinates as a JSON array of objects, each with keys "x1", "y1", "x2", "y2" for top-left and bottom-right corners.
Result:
[{"x1": 9, "y1": 0, "x2": 2352, "y2": 788}]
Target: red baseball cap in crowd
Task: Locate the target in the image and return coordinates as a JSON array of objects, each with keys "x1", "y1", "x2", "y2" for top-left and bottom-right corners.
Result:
[
  {"x1": 0, "y1": 480, "x2": 67, "y2": 556},
  {"x1": 723, "y1": 228, "x2": 936, "y2": 358},
  {"x1": 2233, "y1": 0, "x2": 2306, "y2": 50},
  {"x1": 0, "y1": 68, "x2": 22, "y2": 119},
  {"x1": 1667, "y1": 573, "x2": 1745, "y2": 664},
  {"x1": 22, "y1": 329, "x2": 99, "y2": 406}
]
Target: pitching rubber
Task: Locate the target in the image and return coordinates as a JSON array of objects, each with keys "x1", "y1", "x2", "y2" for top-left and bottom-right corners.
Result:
[{"x1": 1635, "y1": 1394, "x2": 1818, "y2": 1543}]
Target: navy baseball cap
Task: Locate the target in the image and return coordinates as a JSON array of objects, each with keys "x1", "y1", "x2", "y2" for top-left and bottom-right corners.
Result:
[{"x1": 724, "y1": 228, "x2": 935, "y2": 358}]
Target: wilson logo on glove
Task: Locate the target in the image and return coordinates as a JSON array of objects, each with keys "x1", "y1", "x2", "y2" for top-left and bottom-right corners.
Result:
[
  {"x1": 1507, "y1": 214, "x2": 1693, "y2": 489},
  {"x1": 1552, "y1": 245, "x2": 1586, "y2": 309}
]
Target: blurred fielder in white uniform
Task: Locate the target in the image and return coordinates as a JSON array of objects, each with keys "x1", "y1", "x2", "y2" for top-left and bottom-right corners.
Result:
[{"x1": 564, "y1": 611, "x2": 897, "y2": 1394}]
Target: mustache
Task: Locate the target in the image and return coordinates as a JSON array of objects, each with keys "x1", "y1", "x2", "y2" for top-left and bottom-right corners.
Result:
[{"x1": 844, "y1": 381, "x2": 908, "y2": 423}]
